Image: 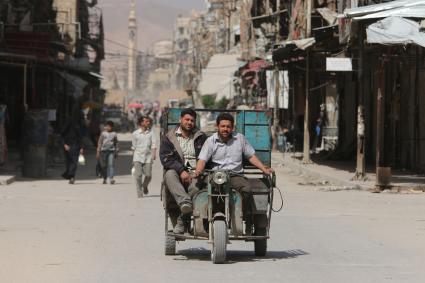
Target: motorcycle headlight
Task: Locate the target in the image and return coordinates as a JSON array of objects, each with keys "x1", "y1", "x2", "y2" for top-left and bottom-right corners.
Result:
[{"x1": 213, "y1": 171, "x2": 227, "y2": 185}]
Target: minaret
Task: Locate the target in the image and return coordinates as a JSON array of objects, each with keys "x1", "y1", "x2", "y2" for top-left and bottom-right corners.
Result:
[{"x1": 128, "y1": 0, "x2": 137, "y2": 91}]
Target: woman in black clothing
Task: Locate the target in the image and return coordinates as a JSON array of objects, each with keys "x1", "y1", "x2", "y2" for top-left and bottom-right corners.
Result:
[{"x1": 61, "y1": 114, "x2": 84, "y2": 184}]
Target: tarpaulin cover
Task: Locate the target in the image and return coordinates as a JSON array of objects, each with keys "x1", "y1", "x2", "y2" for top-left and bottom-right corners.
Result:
[
  {"x1": 366, "y1": 16, "x2": 425, "y2": 47},
  {"x1": 198, "y1": 54, "x2": 241, "y2": 100}
]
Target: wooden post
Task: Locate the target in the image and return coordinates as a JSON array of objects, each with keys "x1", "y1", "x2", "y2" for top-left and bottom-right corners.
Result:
[
  {"x1": 375, "y1": 85, "x2": 385, "y2": 189},
  {"x1": 240, "y1": 0, "x2": 252, "y2": 61},
  {"x1": 274, "y1": 68, "x2": 281, "y2": 150},
  {"x1": 276, "y1": 0, "x2": 280, "y2": 41},
  {"x1": 354, "y1": 24, "x2": 366, "y2": 180},
  {"x1": 302, "y1": 51, "x2": 311, "y2": 163},
  {"x1": 306, "y1": 0, "x2": 311, "y2": 38},
  {"x1": 265, "y1": 0, "x2": 270, "y2": 15},
  {"x1": 375, "y1": 56, "x2": 391, "y2": 191},
  {"x1": 302, "y1": 0, "x2": 312, "y2": 163}
]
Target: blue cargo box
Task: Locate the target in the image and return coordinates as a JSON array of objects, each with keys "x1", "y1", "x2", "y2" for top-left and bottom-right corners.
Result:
[{"x1": 163, "y1": 109, "x2": 272, "y2": 167}]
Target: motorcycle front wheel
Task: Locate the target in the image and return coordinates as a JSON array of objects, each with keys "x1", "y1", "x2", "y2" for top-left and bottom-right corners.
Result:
[{"x1": 211, "y1": 220, "x2": 227, "y2": 264}]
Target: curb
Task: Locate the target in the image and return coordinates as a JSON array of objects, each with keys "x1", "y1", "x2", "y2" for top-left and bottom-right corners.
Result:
[
  {"x1": 274, "y1": 158, "x2": 372, "y2": 191},
  {"x1": 0, "y1": 175, "x2": 16, "y2": 186}
]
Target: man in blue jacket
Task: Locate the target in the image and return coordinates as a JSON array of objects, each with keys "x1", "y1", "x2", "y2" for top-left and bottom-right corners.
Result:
[{"x1": 160, "y1": 109, "x2": 207, "y2": 234}]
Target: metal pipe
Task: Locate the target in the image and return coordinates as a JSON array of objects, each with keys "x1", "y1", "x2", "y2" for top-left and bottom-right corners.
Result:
[{"x1": 249, "y1": 9, "x2": 287, "y2": 21}]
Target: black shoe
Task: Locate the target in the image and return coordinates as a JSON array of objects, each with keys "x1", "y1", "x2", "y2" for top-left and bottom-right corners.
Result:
[
  {"x1": 173, "y1": 216, "x2": 185, "y2": 234},
  {"x1": 143, "y1": 187, "x2": 149, "y2": 195},
  {"x1": 103, "y1": 179, "x2": 107, "y2": 185},
  {"x1": 110, "y1": 179, "x2": 115, "y2": 185},
  {"x1": 69, "y1": 178, "x2": 75, "y2": 184},
  {"x1": 180, "y1": 203, "x2": 193, "y2": 215}
]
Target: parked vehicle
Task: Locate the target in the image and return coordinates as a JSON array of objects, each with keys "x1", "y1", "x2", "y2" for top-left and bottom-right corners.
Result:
[{"x1": 102, "y1": 108, "x2": 128, "y2": 132}]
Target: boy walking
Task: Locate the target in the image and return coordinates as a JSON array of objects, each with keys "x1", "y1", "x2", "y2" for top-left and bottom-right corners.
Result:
[
  {"x1": 132, "y1": 116, "x2": 156, "y2": 198},
  {"x1": 97, "y1": 121, "x2": 119, "y2": 185}
]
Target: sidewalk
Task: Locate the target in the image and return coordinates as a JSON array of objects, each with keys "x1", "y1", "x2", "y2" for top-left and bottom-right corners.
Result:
[
  {"x1": 272, "y1": 152, "x2": 425, "y2": 192},
  {"x1": 0, "y1": 141, "x2": 84, "y2": 186},
  {"x1": 0, "y1": 149, "x2": 20, "y2": 185}
]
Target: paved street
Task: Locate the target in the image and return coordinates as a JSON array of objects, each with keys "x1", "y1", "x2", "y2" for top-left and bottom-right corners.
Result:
[{"x1": 1, "y1": 134, "x2": 425, "y2": 283}]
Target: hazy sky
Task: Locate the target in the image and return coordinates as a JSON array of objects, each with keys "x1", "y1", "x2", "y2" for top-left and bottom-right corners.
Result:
[{"x1": 98, "y1": 0, "x2": 207, "y2": 52}]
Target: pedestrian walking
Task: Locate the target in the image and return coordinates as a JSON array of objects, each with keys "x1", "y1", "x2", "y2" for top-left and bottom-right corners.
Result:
[
  {"x1": 312, "y1": 118, "x2": 322, "y2": 153},
  {"x1": 97, "y1": 121, "x2": 119, "y2": 185},
  {"x1": 132, "y1": 116, "x2": 156, "y2": 198},
  {"x1": 61, "y1": 119, "x2": 84, "y2": 184}
]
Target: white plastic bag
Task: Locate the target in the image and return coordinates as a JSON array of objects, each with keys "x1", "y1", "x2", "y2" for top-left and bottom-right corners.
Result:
[
  {"x1": 78, "y1": 154, "x2": 86, "y2": 166},
  {"x1": 131, "y1": 166, "x2": 135, "y2": 176}
]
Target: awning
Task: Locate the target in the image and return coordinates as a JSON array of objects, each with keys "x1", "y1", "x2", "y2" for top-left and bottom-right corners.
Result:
[
  {"x1": 198, "y1": 54, "x2": 242, "y2": 100},
  {"x1": 283, "y1": 37, "x2": 316, "y2": 50},
  {"x1": 344, "y1": 0, "x2": 425, "y2": 19},
  {"x1": 366, "y1": 16, "x2": 425, "y2": 47},
  {"x1": 317, "y1": 8, "x2": 338, "y2": 25},
  {"x1": 241, "y1": 60, "x2": 270, "y2": 76},
  {"x1": 89, "y1": 72, "x2": 104, "y2": 80},
  {"x1": 58, "y1": 72, "x2": 88, "y2": 98},
  {"x1": 272, "y1": 37, "x2": 315, "y2": 62}
]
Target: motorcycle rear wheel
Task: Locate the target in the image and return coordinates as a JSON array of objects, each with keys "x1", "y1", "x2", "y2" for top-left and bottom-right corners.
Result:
[{"x1": 165, "y1": 234, "x2": 176, "y2": 255}]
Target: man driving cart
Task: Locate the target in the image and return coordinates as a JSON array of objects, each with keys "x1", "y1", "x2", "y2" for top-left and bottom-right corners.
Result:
[{"x1": 193, "y1": 112, "x2": 274, "y2": 187}]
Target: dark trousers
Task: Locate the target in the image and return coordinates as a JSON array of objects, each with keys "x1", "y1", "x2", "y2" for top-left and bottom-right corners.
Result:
[{"x1": 63, "y1": 144, "x2": 80, "y2": 179}]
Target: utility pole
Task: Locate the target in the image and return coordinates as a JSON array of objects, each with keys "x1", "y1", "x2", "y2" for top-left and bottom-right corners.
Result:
[{"x1": 302, "y1": 0, "x2": 312, "y2": 164}]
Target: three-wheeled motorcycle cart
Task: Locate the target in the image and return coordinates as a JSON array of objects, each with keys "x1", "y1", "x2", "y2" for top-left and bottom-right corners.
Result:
[{"x1": 161, "y1": 109, "x2": 278, "y2": 264}]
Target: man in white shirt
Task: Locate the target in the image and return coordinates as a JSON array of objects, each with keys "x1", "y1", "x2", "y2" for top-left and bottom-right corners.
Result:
[
  {"x1": 132, "y1": 116, "x2": 156, "y2": 198},
  {"x1": 194, "y1": 112, "x2": 273, "y2": 192}
]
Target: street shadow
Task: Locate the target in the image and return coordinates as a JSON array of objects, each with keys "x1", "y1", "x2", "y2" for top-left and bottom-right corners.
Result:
[
  {"x1": 174, "y1": 247, "x2": 309, "y2": 263},
  {"x1": 142, "y1": 194, "x2": 161, "y2": 198},
  {"x1": 289, "y1": 153, "x2": 425, "y2": 187},
  {"x1": 15, "y1": 140, "x2": 135, "y2": 183}
]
